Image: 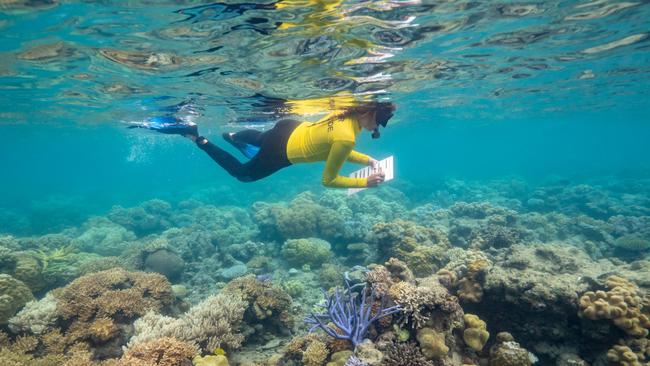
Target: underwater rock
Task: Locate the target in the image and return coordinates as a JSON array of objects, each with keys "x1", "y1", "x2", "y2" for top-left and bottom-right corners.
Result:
[
  {"x1": 73, "y1": 217, "x2": 136, "y2": 256},
  {"x1": 368, "y1": 219, "x2": 450, "y2": 276},
  {"x1": 319, "y1": 263, "x2": 345, "y2": 289},
  {"x1": 356, "y1": 339, "x2": 384, "y2": 365},
  {"x1": 219, "y1": 263, "x2": 248, "y2": 280},
  {"x1": 7, "y1": 252, "x2": 43, "y2": 293},
  {"x1": 144, "y1": 248, "x2": 185, "y2": 281},
  {"x1": 107, "y1": 200, "x2": 173, "y2": 237},
  {"x1": 253, "y1": 192, "x2": 345, "y2": 241},
  {"x1": 488, "y1": 332, "x2": 533, "y2": 366},
  {"x1": 0, "y1": 274, "x2": 34, "y2": 324},
  {"x1": 457, "y1": 259, "x2": 489, "y2": 303},
  {"x1": 282, "y1": 238, "x2": 332, "y2": 268}
]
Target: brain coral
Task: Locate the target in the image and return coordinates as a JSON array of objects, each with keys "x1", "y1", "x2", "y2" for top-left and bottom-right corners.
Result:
[
  {"x1": 282, "y1": 238, "x2": 332, "y2": 268},
  {"x1": 0, "y1": 274, "x2": 34, "y2": 324}
]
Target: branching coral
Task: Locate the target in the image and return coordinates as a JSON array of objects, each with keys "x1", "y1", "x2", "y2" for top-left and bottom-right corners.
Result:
[
  {"x1": 578, "y1": 275, "x2": 650, "y2": 338},
  {"x1": 129, "y1": 291, "x2": 246, "y2": 352},
  {"x1": 383, "y1": 341, "x2": 433, "y2": 366},
  {"x1": 44, "y1": 268, "x2": 173, "y2": 357},
  {"x1": 222, "y1": 274, "x2": 294, "y2": 332},
  {"x1": 306, "y1": 280, "x2": 401, "y2": 348},
  {"x1": 119, "y1": 337, "x2": 197, "y2": 366},
  {"x1": 388, "y1": 277, "x2": 462, "y2": 330},
  {"x1": 55, "y1": 268, "x2": 173, "y2": 322}
]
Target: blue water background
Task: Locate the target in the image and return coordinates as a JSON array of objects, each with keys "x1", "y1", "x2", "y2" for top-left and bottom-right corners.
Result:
[{"x1": 1, "y1": 1, "x2": 649, "y2": 234}]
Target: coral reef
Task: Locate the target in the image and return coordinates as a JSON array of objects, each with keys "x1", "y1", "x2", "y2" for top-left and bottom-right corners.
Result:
[
  {"x1": 488, "y1": 332, "x2": 532, "y2": 366},
  {"x1": 129, "y1": 291, "x2": 246, "y2": 352},
  {"x1": 0, "y1": 274, "x2": 34, "y2": 324},
  {"x1": 253, "y1": 193, "x2": 345, "y2": 241},
  {"x1": 368, "y1": 220, "x2": 450, "y2": 276},
  {"x1": 383, "y1": 341, "x2": 433, "y2": 366},
  {"x1": 416, "y1": 327, "x2": 449, "y2": 359},
  {"x1": 463, "y1": 314, "x2": 490, "y2": 352},
  {"x1": 8, "y1": 293, "x2": 58, "y2": 335},
  {"x1": 282, "y1": 238, "x2": 332, "y2": 269},
  {"x1": 222, "y1": 275, "x2": 294, "y2": 336},
  {"x1": 579, "y1": 275, "x2": 650, "y2": 337},
  {"x1": 119, "y1": 337, "x2": 197, "y2": 366},
  {"x1": 73, "y1": 217, "x2": 136, "y2": 256}
]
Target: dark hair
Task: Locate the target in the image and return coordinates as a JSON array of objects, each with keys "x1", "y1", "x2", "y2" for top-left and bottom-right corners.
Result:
[{"x1": 325, "y1": 101, "x2": 396, "y2": 124}]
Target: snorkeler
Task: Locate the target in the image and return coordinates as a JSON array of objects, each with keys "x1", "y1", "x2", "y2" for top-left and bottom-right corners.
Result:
[{"x1": 130, "y1": 101, "x2": 395, "y2": 188}]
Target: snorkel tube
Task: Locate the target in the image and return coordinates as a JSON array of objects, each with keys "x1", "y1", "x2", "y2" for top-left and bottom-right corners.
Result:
[{"x1": 371, "y1": 102, "x2": 395, "y2": 139}]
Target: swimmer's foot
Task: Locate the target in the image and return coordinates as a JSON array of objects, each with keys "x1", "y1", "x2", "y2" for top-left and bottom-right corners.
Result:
[
  {"x1": 128, "y1": 118, "x2": 198, "y2": 137},
  {"x1": 222, "y1": 132, "x2": 260, "y2": 159},
  {"x1": 156, "y1": 122, "x2": 198, "y2": 137}
]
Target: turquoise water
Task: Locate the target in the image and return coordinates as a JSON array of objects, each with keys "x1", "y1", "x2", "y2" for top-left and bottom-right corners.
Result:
[{"x1": 1, "y1": 1, "x2": 650, "y2": 365}]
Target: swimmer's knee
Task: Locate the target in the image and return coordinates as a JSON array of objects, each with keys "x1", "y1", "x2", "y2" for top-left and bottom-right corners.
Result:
[{"x1": 236, "y1": 175, "x2": 255, "y2": 183}]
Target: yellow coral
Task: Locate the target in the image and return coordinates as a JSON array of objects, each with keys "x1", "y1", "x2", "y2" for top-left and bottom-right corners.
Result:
[
  {"x1": 326, "y1": 350, "x2": 353, "y2": 366},
  {"x1": 579, "y1": 276, "x2": 650, "y2": 337},
  {"x1": 302, "y1": 339, "x2": 329, "y2": 366},
  {"x1": 607, "y1": 344, "x2": 643, "y2": 366},
  {"x1": 416, "y1": 327, "x2": 449, "y2": 359},
  {"x1": 194, "y1": 354, "x2": 229, "y2": 366},
  {"x1": 463, "y1": 314, "x2": 490, "y2": 351}
]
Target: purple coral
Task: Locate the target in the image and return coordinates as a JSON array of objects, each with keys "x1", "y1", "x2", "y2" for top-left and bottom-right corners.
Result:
[{"x1": 306, "y1": 279, "x2": 401, "y2": 348}]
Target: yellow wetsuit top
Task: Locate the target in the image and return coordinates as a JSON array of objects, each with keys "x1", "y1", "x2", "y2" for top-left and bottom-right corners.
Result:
[{"x1": 286, "y1": 116, "x2": 370, "y2": 188}]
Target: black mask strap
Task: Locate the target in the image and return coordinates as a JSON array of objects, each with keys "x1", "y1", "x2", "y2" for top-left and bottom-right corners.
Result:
[{"x1": 372, "y1": 128, "x2": 380, "y2": 139}]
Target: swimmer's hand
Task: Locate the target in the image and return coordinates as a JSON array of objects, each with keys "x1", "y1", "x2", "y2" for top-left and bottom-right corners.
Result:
[
  {"x1": 367, "y1": 172, "x2": 385, "y2": 187},
  {"x1": 368, "y1": 158, "x2": 379, "y2": 170}
]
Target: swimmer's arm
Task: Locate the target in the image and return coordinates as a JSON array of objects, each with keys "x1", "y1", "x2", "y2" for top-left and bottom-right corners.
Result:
[
  {"x1": 346, "y1": 150, "x2": 371, "y2": 165},
  {"x1": 322, "y1": 141, "x2": 368, "y2": 188}
]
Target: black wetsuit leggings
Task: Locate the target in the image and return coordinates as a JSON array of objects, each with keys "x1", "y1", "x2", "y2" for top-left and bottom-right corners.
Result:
[{"x1": 197, "y1": 119, "x2": 301, "y2": 182}]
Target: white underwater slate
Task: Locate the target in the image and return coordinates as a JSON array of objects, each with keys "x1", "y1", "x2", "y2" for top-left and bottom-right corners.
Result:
[{"x1": 347, "y1": 155, "x2": 394, "y2": 195}]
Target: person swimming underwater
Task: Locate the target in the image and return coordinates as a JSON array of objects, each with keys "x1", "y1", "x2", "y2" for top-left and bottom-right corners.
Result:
[{"x1": 131, "y1": 101, "x2": 395, "y2": 188}]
